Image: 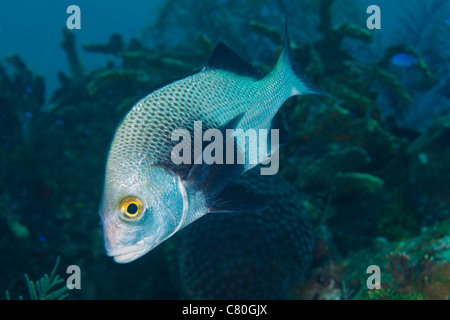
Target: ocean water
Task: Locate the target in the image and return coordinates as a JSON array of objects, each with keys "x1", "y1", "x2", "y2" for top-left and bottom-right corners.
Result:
[{"x1": 1, "y1": 0, "x2": 449, "y2": 300}]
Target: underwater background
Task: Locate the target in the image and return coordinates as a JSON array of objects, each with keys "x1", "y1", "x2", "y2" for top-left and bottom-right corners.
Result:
[{"x1": 1, "y1": 0, "x2": 449, "y2": 300}]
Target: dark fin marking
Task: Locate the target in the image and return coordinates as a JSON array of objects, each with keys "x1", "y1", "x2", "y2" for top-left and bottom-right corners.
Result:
[
  {"x1": 206, "y1": 42, "x2": 263, "y2": 79},
  {"x1": 208, "y1": 185, "x2": 268, "y2": 214},
  {"x1": 184, "y1": 112, "x2": 246, "y2": 184}
]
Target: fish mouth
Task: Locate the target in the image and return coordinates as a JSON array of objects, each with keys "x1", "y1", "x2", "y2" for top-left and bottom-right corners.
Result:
[{"x1": 106, "y1": 243, "x2": 147, "y2": 263}]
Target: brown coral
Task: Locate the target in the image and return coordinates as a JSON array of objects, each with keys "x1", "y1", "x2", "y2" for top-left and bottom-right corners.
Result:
[
  {"x1": 386, "y1": 252, "x2": 415, "y2": 286},
  {"x1": 385, "y1": 252, "x2": 450, "y2": 299}
]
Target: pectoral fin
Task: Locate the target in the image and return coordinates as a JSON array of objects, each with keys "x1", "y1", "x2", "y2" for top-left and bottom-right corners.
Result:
[
  {"x1": 208, "y1": 185, "x2": 268, "y2": 214},
  {"x1": 185, "y1": 112, "x2": 245, "y2": 194}
]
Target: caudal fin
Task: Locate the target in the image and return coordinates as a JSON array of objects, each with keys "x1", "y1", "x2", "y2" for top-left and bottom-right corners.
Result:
[{"x1": 274, "y1": 23, "x2": 322, "y2": 97}]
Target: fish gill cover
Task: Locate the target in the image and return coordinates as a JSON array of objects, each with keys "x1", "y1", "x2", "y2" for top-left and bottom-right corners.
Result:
[{"x1": 0, "y1": 0, "x2": 449, "y2": 300}]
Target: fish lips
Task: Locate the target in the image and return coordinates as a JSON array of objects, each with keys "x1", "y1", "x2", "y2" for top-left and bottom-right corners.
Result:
[{"x1": 106, "y1": 243, "x2": 148, "y2": 263}]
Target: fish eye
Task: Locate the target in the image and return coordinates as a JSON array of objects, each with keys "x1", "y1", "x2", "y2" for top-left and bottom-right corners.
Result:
[{"x1": 119, "y1": 196, "x2": 144, "y2": 221}]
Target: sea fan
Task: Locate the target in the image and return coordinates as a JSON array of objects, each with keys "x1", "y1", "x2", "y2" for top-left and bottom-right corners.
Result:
[
  {"x1": 375, "y1": 0, "x2": 450, "y2": 131},
  {"x1": 399, "y1": 74, "x2": 450, "y2": 130},
  {"x1": 394, "y1": 0, "x2": 450, "y2": 74}
]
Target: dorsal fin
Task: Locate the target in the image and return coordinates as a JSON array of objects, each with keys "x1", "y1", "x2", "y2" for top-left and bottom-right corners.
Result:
[{"x1": 205, "y1": 42, "x2": 263, "y2": 79}]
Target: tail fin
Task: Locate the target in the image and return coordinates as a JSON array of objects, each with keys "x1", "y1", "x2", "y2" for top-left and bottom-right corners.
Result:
[{"x1": 274, "y1": 23, "x2": 322, "y2": 97}]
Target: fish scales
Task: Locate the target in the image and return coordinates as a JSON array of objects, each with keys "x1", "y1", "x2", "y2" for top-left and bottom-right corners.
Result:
[
  {"x1": 99, "y1": 26, "x2": 319, "y2": 263},
  {"x1": 108, "y1": 67, "x2": 292, "y2": 170}
]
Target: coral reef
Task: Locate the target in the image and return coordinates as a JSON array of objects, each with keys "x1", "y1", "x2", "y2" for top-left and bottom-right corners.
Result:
[
  {"x1": 292, "y1": 218, "x2": 450, "y2": 300},
  {"x1": 376, "y1": 195, "x2": 419, "y2": 241},
  {"x1": 366, "y1": 251, "x2": 449, "y2": 300},
  {"x1": 379, "y1": 0, "x2": 450, "y2": 130},
  {"x1": 176, "y1": 170, "x2": 314, "y2": 300},
  {"x1": 0, "y1": 0, "x2": 448, "y2": 300}
]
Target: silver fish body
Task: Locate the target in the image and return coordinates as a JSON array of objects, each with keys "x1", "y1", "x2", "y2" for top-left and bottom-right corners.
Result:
[{"x1": 100, "y1": 27, "x2": 317, "y2": 263}]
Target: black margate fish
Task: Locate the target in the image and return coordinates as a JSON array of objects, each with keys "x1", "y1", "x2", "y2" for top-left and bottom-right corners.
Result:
[{"x1": 99, "y1": 26, "x2": 320, "y2": 263}]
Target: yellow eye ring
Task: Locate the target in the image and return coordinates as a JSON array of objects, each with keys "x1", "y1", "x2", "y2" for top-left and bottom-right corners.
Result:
[{"x1": 119, "y1": 196, "x2": 144, "y2": 221}]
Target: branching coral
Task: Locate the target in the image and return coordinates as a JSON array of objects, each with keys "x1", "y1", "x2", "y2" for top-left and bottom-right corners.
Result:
[
  {"x1": 61, "y1": 29, "x2": 84, "y2": 81},
  {"x1": 383, "y1": 252, "x2": 450, "y2": 299},
  {"x1": 83, "y1": 33, "x2": 125, "y2": 55},
  {"x1": 386, "y1": 252, "x2": 415, "y2": 286}
]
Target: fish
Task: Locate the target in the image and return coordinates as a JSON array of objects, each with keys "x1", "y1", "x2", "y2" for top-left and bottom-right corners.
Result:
[
  {"x1": 390, "y1": 53, "x2": 418, "y2": 67},
  {"x1": 177, "y1": 169, "x2": 314, "y2": 299},
  {"x1": 99, "y1": 25, "x2": 319, "y2": 263}
]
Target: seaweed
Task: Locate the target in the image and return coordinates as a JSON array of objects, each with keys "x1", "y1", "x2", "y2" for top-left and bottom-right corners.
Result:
[{"x1": 5, "y1": 257, "x2": 68, "y2": 300}]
